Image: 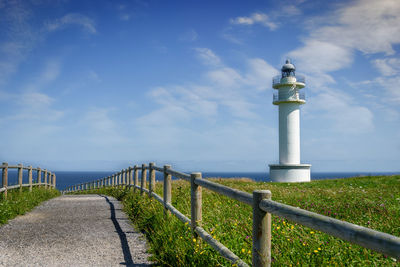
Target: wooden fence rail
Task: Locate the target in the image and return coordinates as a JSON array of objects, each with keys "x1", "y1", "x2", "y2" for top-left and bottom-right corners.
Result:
[
  {"x1": 63, "y1": 163, "x2": 400, "y2": 266},
  {"x1": 1, "y1": 162, "x2": 56, "y2": 199}
]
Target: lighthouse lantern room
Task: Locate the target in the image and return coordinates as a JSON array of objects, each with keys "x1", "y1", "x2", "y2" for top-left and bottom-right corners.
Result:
[{"x1": 269, "y1": 60, "x2": 311, "y2": 182}]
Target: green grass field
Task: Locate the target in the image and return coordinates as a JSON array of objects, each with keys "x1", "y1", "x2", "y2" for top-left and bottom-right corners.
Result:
[
  {"x1": 0, "y1": 187, "x2": 60, "y2": 225},
  {"x1": 78, "y1": 175, "x2": 400, "y2": 266}
]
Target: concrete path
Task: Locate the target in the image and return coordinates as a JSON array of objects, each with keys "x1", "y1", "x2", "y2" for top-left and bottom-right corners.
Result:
[{"x1": 0, "y1": 195, "x2": 152, "y2": 267}]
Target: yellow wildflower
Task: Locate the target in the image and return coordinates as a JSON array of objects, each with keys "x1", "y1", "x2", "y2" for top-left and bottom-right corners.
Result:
[
  {"x1": 310, "y1": 231, "x2": 315, "y2": 234},
  {"x1": 248, "y1": 250, "x2": 251, "y2": 254},
  {"x1": 314, "y1": 250, "x2": 318, "y2": 253},
  {"x1": 318, "y1": 247, "x2": 321, "y2": 250},
  {"x1": 241, "y1": 248, "x2": 245, "y2": 253},
  {"x1": 277, "y1": 226, "x2": 280, "y2": 230},
  {"x1": 291, "y1": 225, "x2": 294, "y2": 229},
  {"x1": 193, "y1": 238, "x2": 197, "y2": 242}
]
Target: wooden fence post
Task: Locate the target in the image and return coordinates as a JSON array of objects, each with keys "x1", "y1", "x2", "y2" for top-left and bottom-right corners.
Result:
[
  {"x1": 252, "y1": 190, "x2": 272, "y2": 267},
  {"x1": 163, "y1": 165, "x2": 171, "y2": 216},
  {"x1": 53, "y1": 174, "x2": 56, "y2": 189},
  {"x1": 37, "y1": 167, "x2": 41, "y2": 187},
  {"x1": 149, "y1": 162, "x2": 155, "y2": 197},
  {"x1": 140, "y1": 164, "x2": 147, "y2": 195},
  {"x1": 2, "y1": 162, "x2": 8, "y2": 199},
  {"x1": 28, "y1": 166, "x2": 33, "y2": 192},
  {"x1": 129, "y1": 167, "x2": 133, "y2": 187},
  {"x1": 191, "y1": 172, "x2": 202, "y2": 236},
  {"x1": 44, "y1": 169, "x2": 48, "y2": 189},
  {"x1": 18, "y1": 164, "x2": 23, "y2": 192},
  {"x1": 49, "y1": 173, "x2": 52, "y2": 189},
  {"x1": 134, "y1": 165, "x2": 139, "y2": 192},
  {"x1": 123, "y1": 169, "x2": 127, "y2": 186}
]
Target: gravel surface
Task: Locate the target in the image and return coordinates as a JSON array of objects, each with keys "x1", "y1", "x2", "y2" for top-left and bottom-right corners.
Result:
[{"x1": 0, "y1": 194, "x2": 153, "y2": 267}]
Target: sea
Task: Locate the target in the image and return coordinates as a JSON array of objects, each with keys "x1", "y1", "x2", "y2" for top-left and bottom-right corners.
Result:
[{"x1": 4, "y1": 170, "x2": 398, "y2": 190}]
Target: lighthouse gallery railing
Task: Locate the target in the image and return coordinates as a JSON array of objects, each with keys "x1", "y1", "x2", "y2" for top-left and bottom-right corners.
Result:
[
  {"x1": 273, "y1": 74, "x2": 305, "y2": 86},
  {"x1": 64, "y1": 163, "x2": 400, "y2": 267}
]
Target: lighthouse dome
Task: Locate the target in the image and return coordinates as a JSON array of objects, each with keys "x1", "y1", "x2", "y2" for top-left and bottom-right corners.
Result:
[
  {"x1": 281, "y1": 59, "x2": 295, "y2": 72},
  {"x1": 281, "y1": 59, "x2": 296, "y2": 78}
]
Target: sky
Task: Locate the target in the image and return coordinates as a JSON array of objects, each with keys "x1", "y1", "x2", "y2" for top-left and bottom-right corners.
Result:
[{"x1": 0, "y1": 0, "x2": 399, "y2": 172}]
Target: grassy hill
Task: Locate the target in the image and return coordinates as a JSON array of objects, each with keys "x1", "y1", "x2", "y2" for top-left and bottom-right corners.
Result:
[{"x1": 82, "y1": 175, "x2": 400, "y2": 266}]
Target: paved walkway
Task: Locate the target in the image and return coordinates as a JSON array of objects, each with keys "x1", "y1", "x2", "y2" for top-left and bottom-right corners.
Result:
[{"x1": 0, "y1": 195, "x2": 152, "y2": 266}]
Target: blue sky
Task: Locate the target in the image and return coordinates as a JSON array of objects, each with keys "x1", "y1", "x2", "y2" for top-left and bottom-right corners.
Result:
[{"x1": 0, "y1": 0, "x2": 399, "y2": 172}]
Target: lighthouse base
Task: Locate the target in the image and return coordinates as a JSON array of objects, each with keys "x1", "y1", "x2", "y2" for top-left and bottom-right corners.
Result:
[{"x1": 269, "y1": 164, "x2": 311, "y2": 183}]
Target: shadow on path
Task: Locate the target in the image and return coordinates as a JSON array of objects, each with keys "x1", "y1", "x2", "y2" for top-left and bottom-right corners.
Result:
[{"x1": 101, "y1": 195, "x2": 151, "y2": 267}]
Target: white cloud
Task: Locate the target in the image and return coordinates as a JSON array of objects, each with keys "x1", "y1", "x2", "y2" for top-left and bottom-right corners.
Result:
[
  {"x1": 285, "y1": 0, "x2": 400, "y2": 132},
  {"x1": 45, "y1": 13, "x2": 96, "y2": 34},
  {"x1": 230, "y1": 12, "x2": 278, "y2": 30},
  {"x1": 244, "y1": 58, "x2": 278, "y2": 91},
  {"x1": 375, "y1": 76, "x2": 400, "y2": 103},
  {"x1": 373, "y1": 58, "x2": 400, "y2": 76},
  {"x1": 20, "y1": 92, "x2": 53, "y2": 107},
  {"x1": 308, "y1": 91, "x2": 374, "y2": 134},
  {"x1": 136, "y1": 48, "x2": 279, "y2": 148},
  {"x1": 315, "y1": 0, "x2": 400, "y2": 55},
  {"x1": 194, "y1": 48, "x2": 222, "y2": 66},
  {"x1": 207, "y1": 67, "x2": 243, "y2": 88},
  {"x1": 288, "y1": 40, "x2": 353, "y2": 79},
  {"x1": 288, "y1": 0, "x2": 400, "y2": 78}
]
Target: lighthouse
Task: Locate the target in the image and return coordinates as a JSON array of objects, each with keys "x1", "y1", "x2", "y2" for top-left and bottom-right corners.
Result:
[{"x1": 269, "y1": 60, "x2": 311, "y2": 182}]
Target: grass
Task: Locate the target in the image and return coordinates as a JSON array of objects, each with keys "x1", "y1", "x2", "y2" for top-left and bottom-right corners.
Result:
[
  {"x1": 76, "y1": 175, "x2": 400, "y2": 266},
  {"x1": 0, "y1": 187, "x2": 60, "y2": 225}
]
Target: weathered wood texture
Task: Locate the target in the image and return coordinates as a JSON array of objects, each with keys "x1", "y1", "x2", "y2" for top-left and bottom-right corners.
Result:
[
  {"x1": 163, "y1": 165, "x2": 172, "y2": 216},
  {"x1": 149, "y1": 162, "x2": 155, "y2": 197},
  {"x1": 2, "y1": 162, "x2": 8, "y2": 199},
  {"x1": 252, "y1": 190, "x2": 271, "y2": 267},
  {"x1": 166, "y1": 168, "x2": 190, "y2": 181},
  {"x1": 140, "y1": 164, "x2": 147, "y2": 195},
  {"x1": 194, "y1": 178, "x2": 253, "y2": 205},
  {"x1": 191, "y1": 173, "x2": 202, "y2": 235}
]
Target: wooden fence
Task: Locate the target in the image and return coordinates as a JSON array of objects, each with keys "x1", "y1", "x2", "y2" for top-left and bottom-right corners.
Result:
[
  {"x1": 63, "y1": 163, "x2": 400, "y2": 266},
  {"x1": 1, "y1": 162, "x2": 56, "y2": 199}
]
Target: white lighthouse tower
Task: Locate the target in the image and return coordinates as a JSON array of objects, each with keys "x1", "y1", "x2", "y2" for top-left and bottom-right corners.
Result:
[{"x1": 269, "y1": 60, "x2": 311, "y2": 182}]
